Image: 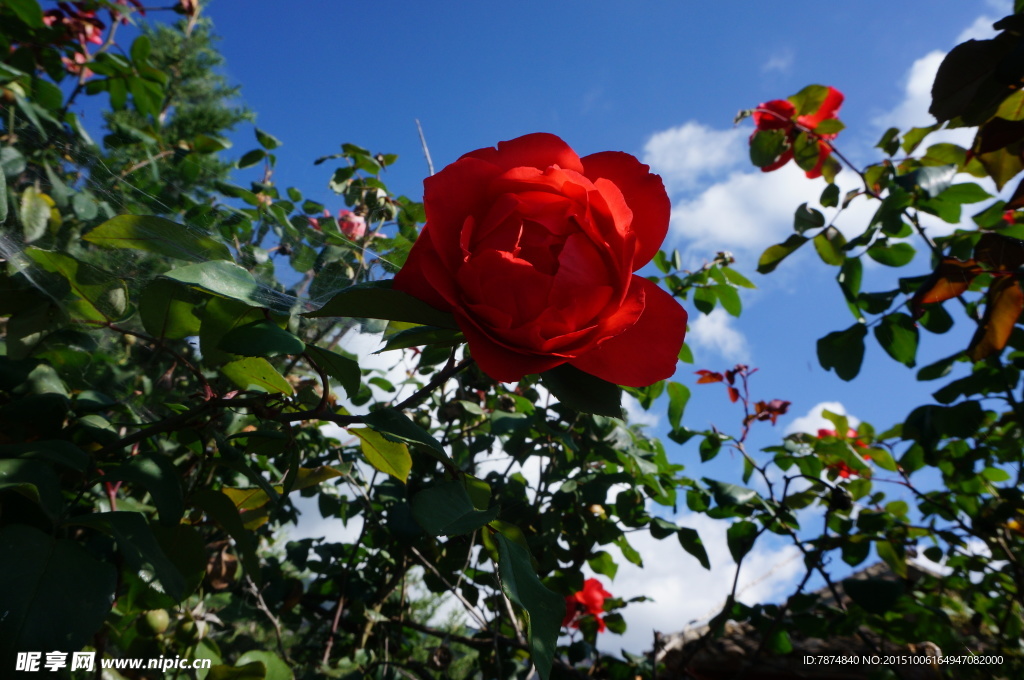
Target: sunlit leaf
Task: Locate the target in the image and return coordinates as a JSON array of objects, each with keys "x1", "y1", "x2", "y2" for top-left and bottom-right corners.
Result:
[
  {"x1": 350, "y1": 427, "x2": 412, "y2": 483},
  {"x1": 968, "y1": 277, "x2": 1024, "y2": 361}
]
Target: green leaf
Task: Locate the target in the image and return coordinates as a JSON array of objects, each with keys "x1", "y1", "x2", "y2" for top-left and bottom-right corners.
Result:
[
  {"x1": 693, "y1": 286, "x2": 717, "y2": 314},
  {"x1": 677, "y1": 527, "x2": 711, "y2": 569},
  {"x1": 411, "y1": 481, "x2": 498, "y2": 536},
  {"x1": 71, "y1": 511, "x2": 186, "y2": 602},
  {"x1": 362, "y1": 408, "x2": 453, "y2": 466},
  {"x1": 20, "y1": 186, "x2": 52, "y2": 243},
  {"x1": 6, "y1": 0, "x2": 45, "y2": 27},
  {"x1": 876, "y1": 539, "x2": 907, "y2": 578},
  {"x1": 221, "y1": 357, "x2": 294, "y2": 395},
  {"x1": 667, "y1": 382, "x2": 689, "y2": 431},
  {"x1": 199, "y1": 297, "x2": 265, "y2": 366},
  {"x1": 350, "y1": 427, "x2": 412, "y2": 482},
  {"x1": 757, "y1": 235, "x2": 808, "y2": 274},
  {"x1": 236, "y1": 651, "x2": 293, "y2": 680},
  {"x1": 24, "y1": 247, "x2": 127, "y2": 322},
  {"x1": 749, "y1": 129, "x2": 787, "y2": 168},
  {"x1": 842, "y1": 577, "x2": 904, "y2": 615},
  {"x1": 866, "y1": 242, "x2": 916, "y2": 267},
  {"x1": 587, "y1": 550, "x2": 618, "y2": 579},
  {"x1": 255, "y1": 128, "x2": 282, "y2": 150},
  {"x1": 813, "y1": 226, "x2": 846, "y2": 266},
  {"x1": 713, "y1": 284, "x2": 742, "y2": 316},
  {"x1": 916, "y1": 354, "x2": 958, "y2": 381},
  {"x1": 788, "y1": 84, "x2": 830, "y2": 116},
  {"x1": 0, "y1": 524, "x2": 116, "y2": 661},
  {"x1": 894, "y1": 165, "x2": 957, "y2": 198},
  {"x1": 138, "y1": 279, "x2": 201, "y2": 339},
  {"x1": 820, "y1": 183, "x2": 840, "y2": 208},
  {"x1": 873, "y1": 313, "x2": 919, "y2": 367},
  {"x1": 726, "y1": 520, "x2": 758, "y2": 562},
  {"x1": 939, "y1": 182, "x2": 991, "y2": 204},
  {"x1": 495, "y1": 533, "x2": 564, "y2": 680},
  {"x1": 306, "y1": 281, "x2": 457, "y2": 328},
  {"x1": 130, "y1": 35, "x2": 151, "y2": 64},
  {"x1": 379, "y1": 325, "x2": 463, "y2": 351},
  {"x1": 237, "y1": 149, "x2": 266, "y2": 169},
  {"x1": 977, "y1": 146, "x2": 1024, "y2": 191},
  {"x1": 304, "y1": 345, "x2": 360, "y2": 399},
  {"x1": 540, "y1": 363, "x2": 622, "y2": 418},
  {"x1": 869, "y1": 448, "x2": 898, "y2": 472},
  {"x1": 981, "y1": 466, "x2": 1011, "y2": 482},
  {"x1": 191, "y1": 489, "x2": 261, "y2": 585},
  {"x1": 793, "y1": 132, "x2": 822, "y2": 173},
  {"x1": 705, "y1": 479, "x2": 758, "y2": 508},
  {"x1": 817, "y1": 323, "x2": 867, "y2": 381},
  {"x1": 722, "y1": 267, "x2": 755, "y2": 289},
  {"x1": 814, "y1": 118, "x2": 845, "y2": 135},
  {"x1": 163, "y1": 260, "x2": 295, "y2": 313},
  {"x1": 877, "y1": 127, "x2": 900, "y2": 156},
  {"x1": 219, "y1": 320, "x2": 305, "y2": 358}
]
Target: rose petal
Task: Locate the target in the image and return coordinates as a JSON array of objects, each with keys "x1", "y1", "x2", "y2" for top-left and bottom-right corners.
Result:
[
  {"x1": 570, "y1": 277, "x2": 687, "y2": 387},
  {"x1": 423, "y1": 157, "x2": 504, "y2": 271},
  {"x1": 464, "y1": 133, "x2": 584, "y2": 174},
  {"x1": 392, "y1": 229, "x2": 454, "y2": 312},
  {"x1": 581, "y1": 151, "x2": 670, "y2": 267},
  {"x1": 456, "y1": 309, "x2": 567, "y2": 383},
  {"x1": 753, "y1": 99, "x2": 796, "y2": 130}
]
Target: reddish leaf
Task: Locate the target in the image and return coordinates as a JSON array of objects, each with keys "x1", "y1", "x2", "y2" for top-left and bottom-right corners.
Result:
[
  {"x1": 910, "y1": 258, "x2": 982, "y2": 318},
  {"x1": 727, "y1": 386, "x2": 740, "y2": 403},
  {"x1": 973, "y1": 117, "x2": 1024, "y2": 155},
  {"x1": 974, "y1": 231, "x2": 1024, "y2": 271},
  {"x1": 968, "y1": 277, "x2": 1024, "y2": 361},
  {"x1": 695, "y1": 370, "x2": 723, "y2": 384}
]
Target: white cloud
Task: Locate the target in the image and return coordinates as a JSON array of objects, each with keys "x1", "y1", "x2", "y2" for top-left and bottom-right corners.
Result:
[
  {"x1": 785, "y1": 401, "x2": 859, "y2": 436},
  {"x1": 669, "y1": 163, "x2": 825, "y2": 259},
  {"x1": 602, "y1": 513, "x2": 803, "y2": 654},
  {"x1": 760, "y1": 48, "x2": 794, "y2": 75},
  {"x1": 623, "y1": 393, "x2": 660, "y2": 428},
  {"x1": 687, "y1": 309, "x2": 750, "y2": 363},
  {"x1": 643, "y1": 122, "x2": 746, "y2": 192}
]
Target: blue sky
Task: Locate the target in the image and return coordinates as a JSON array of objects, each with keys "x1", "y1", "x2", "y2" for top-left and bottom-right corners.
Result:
[{"x1": 111, "y1": 0, "x2": 1014, "y2": 654}]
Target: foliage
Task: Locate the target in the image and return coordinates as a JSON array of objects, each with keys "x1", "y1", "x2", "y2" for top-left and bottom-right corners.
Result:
[{"x1": 2, "y1": 1, "x2": 1024, "y2": 679}]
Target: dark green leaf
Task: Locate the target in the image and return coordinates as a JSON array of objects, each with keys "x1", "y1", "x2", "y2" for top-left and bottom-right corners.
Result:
[
  {"x1": 0, "y1": 524, "x2": 115, "y2": 661},
  {"x1": 540, "y1": 363, "x2": 622, "y2": 418},
  {"x1": 749, "y1": 129, "x2": 787, "y2": 169},
  {"x1": 894, "y1": 164, "x2": 957, "y2": 198},
  {"x1": 304, "y1": 345, "x2": 360, "y2": 398},
  {"x1": 219, "y1": 320, "x2": 305, "y2": 358},
  {"x1": 726, "y1": 520, "x2": 758, "y2": 562},
  {"x1": 667, "y1": 382, "x2": 689, "y2": 431},
  {"x1": 789, "y1": 84, "x2": 830, "y2": 116},
  {"x1": 306, "y1": 280, "x2": 457, "y2": 328},
  {"x1": 873, "y1": 313, "x2": 918, "y2": 367},
  {"x1": 6, "y1": 0, "x2": 45, "y2": 27},
  {"x1": 817, "y1": 323, "x2": 867, "y2": 381},
  {"x1": 71, "y1": 511, "x2": 185, "y2": 601},
  {"x1": 793, "y1": 132, "x2": 822, "y2": 173},
  {"x1": 237, "y1": 149, "x2": 266, "y2": 169},
  {"x1": 103, "y1": 454, "x2": 184, "y2": 525},
  {"x1": 916, "y1": 354, "x2": 958, "y2": 381},
  {"x1": 192, "y1": 489, "x2": 261, "y2": 585},
  {"x1": 866, "y1": 242, "x2": 916, "y2": 267},
  {"x1": 163, "y1": 260, "x2": 295, "y2": 313},
  {"x1": 379, "y1": 325, "x2": 463, "y2": 351},
  {"x1": 411, "y1": 481, "x2": 497, "y2": 536},
  {"x1": 139, "y1": 279, "x2": 201, "y2": 339},
  {"x1": 677, "y1": 527, "x2": 711, "y2": 569},
  {"x1": 757, "y1": 234, "x2": 808, "y2": 274},
  {"x1": 363, "y1": 408, "x2": 452, "y2": 466},
  {"x1": 693, "y1": 286, "x2": 717, "y2": 314},
  {"x1": 495, "y1": 534, "x2": 564, "y2": 680},
  {"x1": 820, "y1": 183, "x2": 840, "y2": 208},
  {"x1": 705, "y1": 479, "x2": 758, "y2": 508},
  {"x1": 24, "y1": 247, "x2": 127, "y2": 322},
  {"x1": 842, "y1": 577, "x2": 904, "y2": 614},
  {"x1": 255, "y1": 128, "x2": 282, "y2": 150}
]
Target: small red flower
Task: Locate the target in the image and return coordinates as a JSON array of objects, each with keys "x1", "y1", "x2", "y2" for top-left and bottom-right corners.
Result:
[
  {"x1": 828, "y1": 460, "x2": 857, "y2": 479},
  {"x1": 562, "y1": 578, "x2": 612, "y2": 633},
  {"x1": 817, "y1": 428, "x2": 868, "y2": 449},
  {"x1": 751, "y1": 86, "x2": 844, "y2": 179}
]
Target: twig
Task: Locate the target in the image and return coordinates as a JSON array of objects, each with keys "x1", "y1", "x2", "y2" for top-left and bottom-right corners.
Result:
[{"x1": 415, "y1": 119, "x2": 434, "y2": 176}]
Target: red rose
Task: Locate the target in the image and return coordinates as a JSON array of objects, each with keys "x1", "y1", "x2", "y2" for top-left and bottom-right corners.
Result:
[
  {"x1": 751, "y1": 86, "x2": 844, "y2": 179},
  {"x1": 392, "y1": 133, "x2": 687, "y2": 386},
  {"x1": 562, "y1": 578, "x2": 612, "y2": 632}
]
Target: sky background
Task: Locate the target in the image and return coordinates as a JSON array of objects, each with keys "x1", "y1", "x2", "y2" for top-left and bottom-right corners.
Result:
[{"x1": 103, "y1": 0, "x2": 1015, "y2": 655}]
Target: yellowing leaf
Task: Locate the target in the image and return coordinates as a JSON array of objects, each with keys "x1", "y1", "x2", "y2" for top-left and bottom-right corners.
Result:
[{"x1": 350, "y1": 427, "x2": 412, "y2": 483}]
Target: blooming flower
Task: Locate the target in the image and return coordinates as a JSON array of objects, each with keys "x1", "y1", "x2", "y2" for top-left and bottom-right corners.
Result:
[
  {"x1": 393, "y1": 133, "x2": 687, "y2": 386},
  {"x1": 751, "y1": 86, "x2": 844, "y2": 179},
  {"x1": 562, "y1": 578, "x2": 612, "y2": 633}
]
